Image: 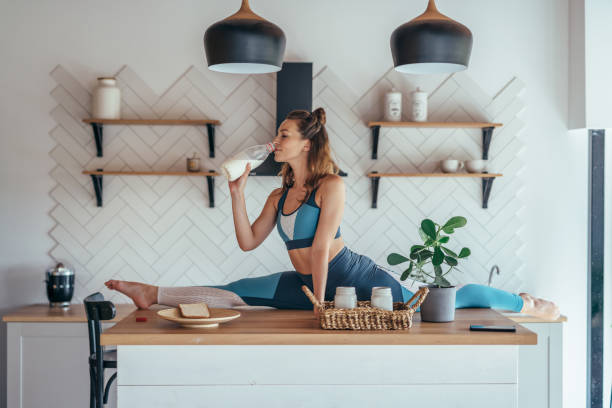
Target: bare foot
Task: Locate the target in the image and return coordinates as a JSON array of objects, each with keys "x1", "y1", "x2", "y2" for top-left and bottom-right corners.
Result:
[
  {"x1": 519, "y1": 293, "x2": 560, "y2": 320},
  {"x1": 105, "y1": 280, "x2": 158, "y2": 309}
]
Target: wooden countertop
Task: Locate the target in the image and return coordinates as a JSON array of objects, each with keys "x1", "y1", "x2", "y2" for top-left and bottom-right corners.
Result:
[
  {"x1": 1, "y1": 304, "x2": 567, "y2": 325},
  {"x1": 1, "y1": 304, "x2": 136, "y2": 322},
  {"x1": 501, "y1": 312, "x2": 567, "y2": 323},
  {"x1": 100, "y1": 308, "x2": 537, "y2": 346}
]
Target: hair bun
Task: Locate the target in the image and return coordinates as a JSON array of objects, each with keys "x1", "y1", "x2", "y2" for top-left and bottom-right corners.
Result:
[{"x1": 312, "y1": 107, "x2": 326, "y2": 126}]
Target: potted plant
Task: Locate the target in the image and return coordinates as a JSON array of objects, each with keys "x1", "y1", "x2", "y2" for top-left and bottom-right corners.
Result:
[{"x1": 387, "y1": 216, "x2": 471, "y2": 322}]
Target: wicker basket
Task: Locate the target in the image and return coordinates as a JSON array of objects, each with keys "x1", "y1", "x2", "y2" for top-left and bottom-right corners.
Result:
[{"x1": 301, "y1": 285, "x2": 429, "y2": 330}]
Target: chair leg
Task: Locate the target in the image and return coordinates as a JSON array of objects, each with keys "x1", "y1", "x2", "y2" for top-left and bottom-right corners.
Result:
[
  {"x1": 96, "y1": 367, "x2": 103, "y2": 408},
  {"x1": 103, "y1": 372, "x2": 117, "y2": 405},
  {"x1": 89, "y1": 365, "x2": 96, "y2": 408}
]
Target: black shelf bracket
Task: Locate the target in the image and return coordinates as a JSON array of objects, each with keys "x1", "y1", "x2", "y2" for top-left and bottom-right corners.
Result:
[
  {"x1": 206, "y1": 170, "x2": 215, "y2": 208},
  {"x1": 482, "y1": 176, "x2": 495, "y2": 209},
  {"x1": 91, "y1": 123, "x2": 104, "y2": 157},
  {"x1": 482, "y1": 127, "x2": 494, "y2": 160},
  {"x1": 371, "y1": 126, "x2": 380, "y2": 159},
  {"x1": 370, "y1": 171, "x2": 380, "y2": 208},
  {"x1": 206, "y1": 124, "x2": 215, "y2": 158},
  {"x1": 90, "y1": 169, "x2": 103, "y2": 207}
]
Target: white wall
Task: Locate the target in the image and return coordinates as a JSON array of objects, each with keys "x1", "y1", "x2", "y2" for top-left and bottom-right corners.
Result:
[{"x1": 0, "y1": 1, "x2": 589, "y2": 407}]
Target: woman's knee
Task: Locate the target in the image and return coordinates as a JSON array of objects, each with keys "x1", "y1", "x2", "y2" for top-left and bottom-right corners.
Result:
[{"x1": 456, "y1": 284, "x2": 494, "y2": 308}]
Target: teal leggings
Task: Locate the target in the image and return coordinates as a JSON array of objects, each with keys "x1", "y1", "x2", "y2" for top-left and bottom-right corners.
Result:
[{"x1": 214, "y1": 246, "x2": 523, "y2": 312}]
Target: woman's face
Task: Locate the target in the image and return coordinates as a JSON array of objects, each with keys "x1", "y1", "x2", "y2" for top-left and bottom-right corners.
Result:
[{"x1": 272, "y1": 119, "x2": 310, "y2": 162}]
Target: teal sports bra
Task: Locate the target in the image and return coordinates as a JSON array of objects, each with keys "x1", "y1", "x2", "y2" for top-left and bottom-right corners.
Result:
[{"x1": 276, "y1": 187, "x2": 341, "y2": 250}]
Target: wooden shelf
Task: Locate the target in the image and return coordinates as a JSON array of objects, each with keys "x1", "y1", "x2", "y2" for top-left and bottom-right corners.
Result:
[
  {"x1": 367, "y1": 121, "x2": 502, "y2": 160},
  {"x1": 82, "y1": 118, "x2": 220, "y2": 158},
  {"x1": 366, "y1": 172, "x2": 503, "y2": 178},
  {"x1": 83, "y1": 119, "x2": 220, "y2": 126},
  {"x1": 367, "y1": 121, "x2": 502, "y2": 128},
  {"x1": 83, "y1": 169, "x2": 220, "y2": 208},
  {"x1": 368, "y1": 171, "x2": 501, "y2": 209},
  {"x1": 82, "y1": 170, "x2": 220, "y2": 176}
]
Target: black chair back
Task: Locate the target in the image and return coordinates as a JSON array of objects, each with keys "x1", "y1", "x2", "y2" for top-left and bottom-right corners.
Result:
[{"x1": 84, "y1": 293, "x2": 116, "y2": 359}]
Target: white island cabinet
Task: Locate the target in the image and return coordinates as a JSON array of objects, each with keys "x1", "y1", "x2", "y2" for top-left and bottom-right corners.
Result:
[{"x1": 102, "y1": 308, "x2": 536, "y2": 408}]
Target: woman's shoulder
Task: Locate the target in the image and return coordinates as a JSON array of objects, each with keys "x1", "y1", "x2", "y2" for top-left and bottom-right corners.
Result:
[
  {"x1": 268, "y1": 187, "x2": 284, "y2": 211},
  {"x1": 314, "y1": 175, "x2": 344, "y2": 207},
  {"x1": 317, "y1": 174, "x2": 344, "y2": 191}
]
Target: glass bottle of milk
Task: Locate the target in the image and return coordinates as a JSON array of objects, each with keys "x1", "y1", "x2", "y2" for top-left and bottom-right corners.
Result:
[{"x1": 221, "y1": 143, "x2": 275, "y2": 181}]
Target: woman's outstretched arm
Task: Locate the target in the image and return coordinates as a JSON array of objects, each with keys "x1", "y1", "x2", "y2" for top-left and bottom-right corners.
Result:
[
  {"x1": 310, "y1": 175, "x2": 345, "y2": 302},
  {"x1": 229, "y1": 163, "x2": 281, "y2": 251}
]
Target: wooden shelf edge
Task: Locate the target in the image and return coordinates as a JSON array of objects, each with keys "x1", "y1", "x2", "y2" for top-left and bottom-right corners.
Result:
[
  {"x1": 82, "y1": 118, "x2": 221, "y2": 125},
  {"x1": 367, "y1": 121, "x2": 502, "y2": 129},
  {"x1": 367, "y1": 172, "x2": 503, "y2": 178},
  {"x1": 82, "y1": 170, "x2": 221, "y2": 176}
]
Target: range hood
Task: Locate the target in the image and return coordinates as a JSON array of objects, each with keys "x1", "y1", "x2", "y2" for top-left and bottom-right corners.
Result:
[{"x1": 250, "y1": 62, "x2": 347, "y2": 177}]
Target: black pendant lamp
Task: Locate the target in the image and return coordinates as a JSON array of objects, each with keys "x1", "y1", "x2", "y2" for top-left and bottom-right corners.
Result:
[
  {"x1": 391, "y1": 0, "x2": 472, "y2": 74},
  {"x1": 204, "y1": 0, "x2": 286, "y2": 74}
]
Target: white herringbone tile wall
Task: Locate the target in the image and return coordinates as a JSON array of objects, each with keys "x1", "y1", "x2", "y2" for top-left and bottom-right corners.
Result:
[{"x1": 49, "y1": 65, "x2": 525, "y2": 303}]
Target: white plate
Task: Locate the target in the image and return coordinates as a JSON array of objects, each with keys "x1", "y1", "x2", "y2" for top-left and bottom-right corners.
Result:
[{"x1": 157, "y1": 307, "x2": 241, "y2": 328}]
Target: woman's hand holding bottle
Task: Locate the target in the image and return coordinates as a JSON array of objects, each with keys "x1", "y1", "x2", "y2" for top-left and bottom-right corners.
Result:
[{"x1": 228, "y1": 163, "x2": 251, "y2": 197}]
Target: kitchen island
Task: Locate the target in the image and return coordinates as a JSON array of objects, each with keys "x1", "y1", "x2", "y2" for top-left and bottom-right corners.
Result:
[{"x1": 101, "y1": 308, "x2": 537, "y2": 408}]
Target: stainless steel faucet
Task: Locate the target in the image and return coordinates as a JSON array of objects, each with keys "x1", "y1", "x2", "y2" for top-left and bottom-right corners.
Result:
[{"x1": 488, "y1": 265, "x2": 500, "y2": 286}]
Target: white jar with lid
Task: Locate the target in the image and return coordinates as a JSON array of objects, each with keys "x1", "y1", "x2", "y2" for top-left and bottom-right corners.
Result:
[
  {"x1": 411, "y1": 87, "x2": 428, "y2": 122},
  {"x1": 92, "y1": 77, "x2": 121, "y2": 119},
  {"x1": 371, "y1": 287, "x2": 393, "y2": 311},
  {"x1": 334, "y1": 287, "x2": 357, "y2": 309},
  {"x1": 384, "y1": 88, "x2": 402, "y2": 122}
]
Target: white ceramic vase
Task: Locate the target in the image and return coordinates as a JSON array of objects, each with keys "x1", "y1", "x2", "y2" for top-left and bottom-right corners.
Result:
[
  {"x1": 92, "y1": 77, "x2": 121, "y2": 119},
  {"x1": 384, "y1": 89, "x2": 402, "y2": 122},
  {"x1": 411, "y1": 87, "x2": 428, "y2": 122}
]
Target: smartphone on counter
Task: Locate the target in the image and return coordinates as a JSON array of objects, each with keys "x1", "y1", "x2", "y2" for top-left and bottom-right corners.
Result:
[{"x1": 469, "y1": 324, "x2": 516, "y2": 332}]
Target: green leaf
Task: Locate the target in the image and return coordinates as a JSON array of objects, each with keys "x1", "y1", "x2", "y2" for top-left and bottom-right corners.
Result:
[
  {"x1": 387, "y1": 253, "x2": 410, "y2": 265},
  {"x1": 400, "y1": 262, "x2": 413, "y2": 281},
  {"x1": 443, "y1": 216, "x2": 467, "y2": 230},
  {"x1": 441, "y1": 246, "x2": 458, "y2": 257},
  {"x1": 458, "y1": 248, "x2": 471, "y2": 258},
  {"x1": 432, "y1": 247, "x2": 444, "y2": 266},
  {"x1": 445, "y1": 256, "x2": 458, "y2": 266},
  {"x1": 421, "y1": 219, "x2": 437, "y2": 240},
  {"x1": 424, "y1": 238, "x2": 434, "y2": 247},
  {"x1": 410, "y1": 245, "x2": 425, "y2": 254},
  {"x1": 418, "y1": 228, "x2": 429, "y2": 242},
  {"x1": 438, "y1": 236, "x2": 450, "y2": 244},
  {"x1": 418, "y1": 251, "x2": 433, "y2": 261}
]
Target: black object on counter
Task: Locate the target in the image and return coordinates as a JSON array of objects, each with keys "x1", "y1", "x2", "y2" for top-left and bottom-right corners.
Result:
[
  {"x1": 469, "y1": 324, "x2": 516, "y2": 332},
  {"x1": 45, "y1": 262, "x2": 74, "y2": 307}
]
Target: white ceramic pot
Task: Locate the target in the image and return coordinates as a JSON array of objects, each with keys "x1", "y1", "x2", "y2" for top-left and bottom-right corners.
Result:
[
  {"x1": 370, "y1": 287, "x2": 393, "y2": 311},
  {"x1": 334, "y1": 287, "x2": 357, "y2": 309},
  {"x1": 92, "y1": 77, "x2": 121, "y2": 119},
  {"x1": 411, "y1": 87, "x2": 428, "y2": 122},
  {"x1": 440, "y1": 159, "x2": 464, "y2": 173},
  {"x1": 384, "y1": 90, "x2": 402, "y2": 122},
  {"x1": 464, "y1": 159, "x2": 488, "y2": 173}
]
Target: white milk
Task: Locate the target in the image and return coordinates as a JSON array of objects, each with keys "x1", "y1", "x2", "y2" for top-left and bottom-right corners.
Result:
[{"x1": 222, "y1": 159, "x2": 264, "y2": 181}]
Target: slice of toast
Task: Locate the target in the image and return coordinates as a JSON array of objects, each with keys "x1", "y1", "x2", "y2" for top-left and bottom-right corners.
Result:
[{"x1": 178, "y1": 303, "x2": 210, "y2": 318}]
